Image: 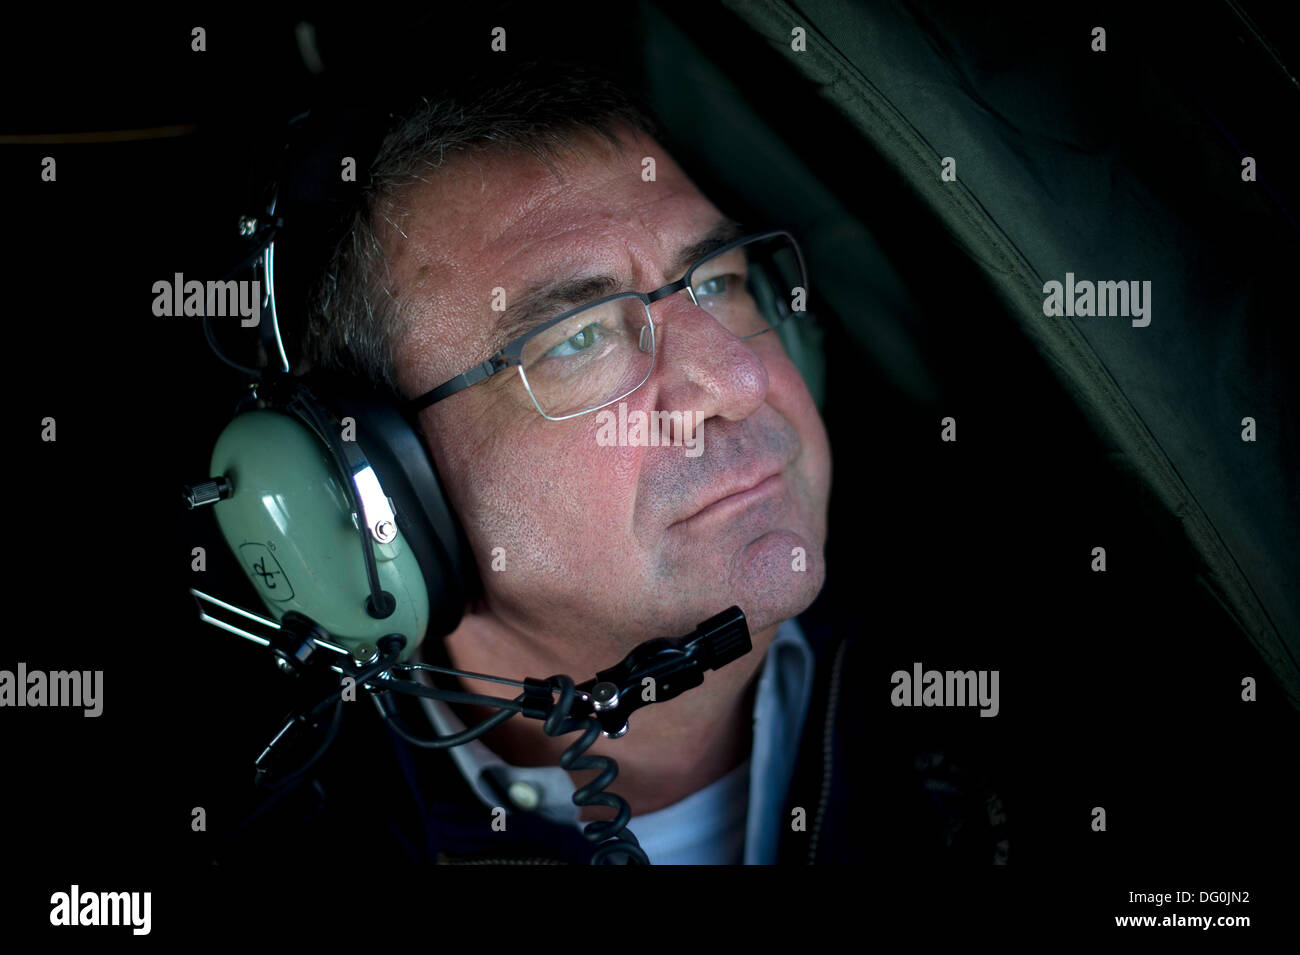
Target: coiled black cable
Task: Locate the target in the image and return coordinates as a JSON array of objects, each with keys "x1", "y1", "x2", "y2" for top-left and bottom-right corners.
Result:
[
  {"x1": 542, "y1": 674, "x2": 649, "y2": 865},
  {"x1": 377, "y1": 670, "x2": 649, "y2": 863}
]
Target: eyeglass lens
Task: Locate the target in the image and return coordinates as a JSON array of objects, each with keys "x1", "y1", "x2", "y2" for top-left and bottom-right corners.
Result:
[{"x1": 520, "y1": 233, "x2": 803, "y2": 418}]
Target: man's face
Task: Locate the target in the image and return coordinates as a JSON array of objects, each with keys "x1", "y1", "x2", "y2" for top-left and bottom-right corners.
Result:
[{"x1": 388, "y1": 127, "x2": 830, "y2": 660}]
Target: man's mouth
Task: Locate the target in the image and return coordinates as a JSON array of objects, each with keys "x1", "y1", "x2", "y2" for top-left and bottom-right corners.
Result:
[{"x1": 669, "y1": 470, "x2": 785, "y2": 528}]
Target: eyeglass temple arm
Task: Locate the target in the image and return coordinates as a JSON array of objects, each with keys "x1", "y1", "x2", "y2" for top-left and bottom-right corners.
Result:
[
  {"x1": 408, "y1": 353, "x2": 509, "y2": 407},
  {"x1": 407, "y1": 355, "x2": 509, "y2": 412}
]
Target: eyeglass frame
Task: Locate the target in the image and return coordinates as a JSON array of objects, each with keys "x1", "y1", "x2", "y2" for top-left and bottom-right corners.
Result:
[{"x1": 404, "y1": 228, "x2": 807, "y2": 421}]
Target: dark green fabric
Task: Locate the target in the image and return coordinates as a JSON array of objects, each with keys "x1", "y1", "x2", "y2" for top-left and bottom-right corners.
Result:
[
  {"x1": 638, "y1": 3, "x2": 946, "y2": 412},
  {"x1": 704, "y1": 0, "x2": 1300, "y2": 708}
]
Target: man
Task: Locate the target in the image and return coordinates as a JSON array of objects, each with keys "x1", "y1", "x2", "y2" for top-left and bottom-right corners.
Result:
[{"x1": 237, "y1": 63, "x2": 997, "y2": 865}]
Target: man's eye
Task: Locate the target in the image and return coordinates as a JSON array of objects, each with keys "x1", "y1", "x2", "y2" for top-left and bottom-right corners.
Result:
[
  {"x1": 695, "y1": 274, "x2": 740, "y2": 297},
  {"x1": 546, "y1": 323, "x2": 603, "y2": 358}
]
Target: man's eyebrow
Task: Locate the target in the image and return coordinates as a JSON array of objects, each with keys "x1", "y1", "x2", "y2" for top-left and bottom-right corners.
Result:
[
  {"x1": 667, "y1": 218, "x2": 746, "y2": 278},
  {"x1": 493, "y1": 218, "x2": 747, "y2": 348}
]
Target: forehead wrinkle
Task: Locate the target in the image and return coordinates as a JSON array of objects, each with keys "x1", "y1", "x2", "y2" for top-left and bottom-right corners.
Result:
[
  {"x1": 383, "y1": 156, "x2": 562, "y2": 338},
  {"x1": 383, "y1": 165, "x2": 567, "y2": 398},
  {"x1": 479, "y1": 195, "x2": 728, "y2": 355},
  {"x1": 417, "y1": 130, "x2": 700, "y2": 310},
  {"x1": 494, "y1": 169, "x2": 717, "y2": 292},
  {"x1": 389, "y1": 126, "x2": 666, "y2": 284}
]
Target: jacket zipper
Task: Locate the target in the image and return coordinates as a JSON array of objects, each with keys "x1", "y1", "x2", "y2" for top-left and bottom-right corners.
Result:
[
  {"x1": 807, "y1": 639, "x2": 848, "y2": 864},
  {"x1": 436, "y1": 854, "x2": 565, "y2": 865}
]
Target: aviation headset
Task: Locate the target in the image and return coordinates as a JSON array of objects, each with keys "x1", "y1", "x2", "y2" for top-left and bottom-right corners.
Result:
[{"x1": 189, "y1": 101, "x2": 477, "y2": 665}]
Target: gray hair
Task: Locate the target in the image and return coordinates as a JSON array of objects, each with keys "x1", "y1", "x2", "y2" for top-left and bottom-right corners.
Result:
[{"x1": 299, "y1": 63, "x2": 658, "y2": 396}]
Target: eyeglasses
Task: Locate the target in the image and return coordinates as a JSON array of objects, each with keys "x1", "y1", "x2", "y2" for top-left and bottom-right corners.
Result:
[{"x1": 405, "y1": 229, "x2": 808, "y2": 420}]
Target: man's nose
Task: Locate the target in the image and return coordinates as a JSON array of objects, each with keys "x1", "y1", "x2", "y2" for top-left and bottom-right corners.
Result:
[{"x1": 649, "y1": 293, "x2": 769, "y2": 422}]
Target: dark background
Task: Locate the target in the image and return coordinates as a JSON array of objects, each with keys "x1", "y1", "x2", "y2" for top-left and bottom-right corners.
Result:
[{"x1": 4, "y1": 0, "x2": 1297, "y2": 933}]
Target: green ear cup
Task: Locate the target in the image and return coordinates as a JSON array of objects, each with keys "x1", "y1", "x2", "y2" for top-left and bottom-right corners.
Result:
[{"x1": 210, "y1": 409, "x2": 429, "y2": 661}]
